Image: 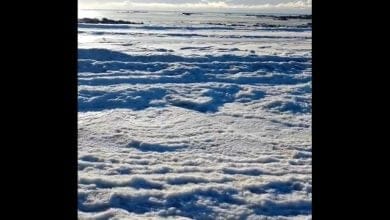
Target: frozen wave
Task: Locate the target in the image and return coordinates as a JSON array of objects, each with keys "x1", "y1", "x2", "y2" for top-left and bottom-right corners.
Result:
[{"x1": 78, "y1": 10, "x2": 311, "y2": 220}]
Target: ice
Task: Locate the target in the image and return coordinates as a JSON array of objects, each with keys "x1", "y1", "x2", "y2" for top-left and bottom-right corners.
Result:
[{"x1": 78, "y1": 10, "x2": 311, "y2": 219}]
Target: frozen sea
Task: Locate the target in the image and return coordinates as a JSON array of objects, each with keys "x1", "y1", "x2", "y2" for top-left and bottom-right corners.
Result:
[{"x1": 78, "y1": 9, "x2": 312, "y2": 220}]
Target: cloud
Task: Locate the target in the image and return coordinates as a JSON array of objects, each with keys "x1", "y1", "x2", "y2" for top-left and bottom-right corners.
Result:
[{"x1": 79, "y1": 0, "x2": 312, "y2": 13}]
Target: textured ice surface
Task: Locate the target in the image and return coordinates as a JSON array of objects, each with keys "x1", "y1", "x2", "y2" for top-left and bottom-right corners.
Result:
[{"x1": 78, "y1": 10, "x2": 311, "y2": 220}]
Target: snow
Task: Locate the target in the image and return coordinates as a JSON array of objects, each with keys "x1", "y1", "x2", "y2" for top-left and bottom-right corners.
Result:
[{"x1": 78, "y1": 10, "x2": 311, "y2": 220}]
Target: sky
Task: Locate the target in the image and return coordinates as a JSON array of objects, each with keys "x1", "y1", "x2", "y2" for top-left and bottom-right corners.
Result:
[{"x1": 78, "y1": 0, "x2": 312, "y2": 14}]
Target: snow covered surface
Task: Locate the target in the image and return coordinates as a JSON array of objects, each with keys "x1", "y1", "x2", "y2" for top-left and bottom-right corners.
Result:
[{"x1": 78, "y1": 10, "x2": 311, "y2": 219}]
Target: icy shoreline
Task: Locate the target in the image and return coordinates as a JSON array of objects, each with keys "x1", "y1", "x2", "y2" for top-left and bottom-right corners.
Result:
[{"x1": 78, "y1": 11, "x2": 311, "y2": 219}]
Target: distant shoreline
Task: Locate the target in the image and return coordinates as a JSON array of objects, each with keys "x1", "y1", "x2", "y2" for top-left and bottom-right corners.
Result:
[
  {"x1": 79, "y1": 8, "x2": 312, "y2": 16},
  {"x1": 78, "y1": 18, "x2": 144, "y2": 25}
]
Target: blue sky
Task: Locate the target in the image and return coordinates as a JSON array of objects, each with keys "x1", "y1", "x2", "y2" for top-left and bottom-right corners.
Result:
[{"x1": 78, "y1": 0, "x2": 312, "y2": 13}]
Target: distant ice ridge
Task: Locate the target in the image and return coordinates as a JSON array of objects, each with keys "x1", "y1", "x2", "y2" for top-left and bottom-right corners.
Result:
[{"x1": 78, "y1": 10, "x2": 311, "y2": 220}]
